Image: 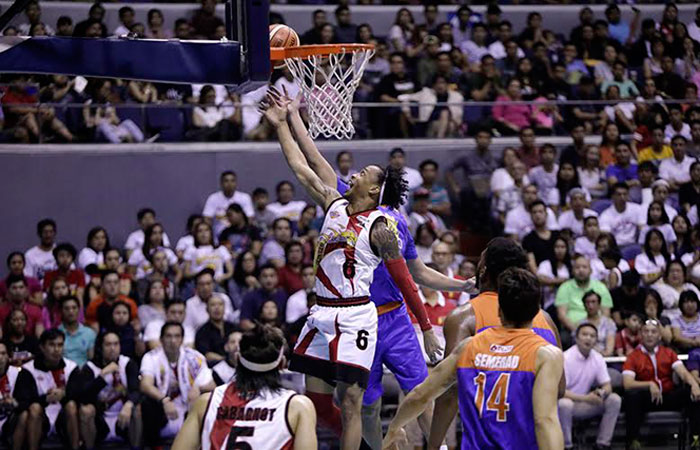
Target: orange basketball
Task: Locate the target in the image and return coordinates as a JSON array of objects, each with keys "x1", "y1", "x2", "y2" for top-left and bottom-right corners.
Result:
[{"x1": 269, "y1": 24, "x2": 299, "y2": 48}]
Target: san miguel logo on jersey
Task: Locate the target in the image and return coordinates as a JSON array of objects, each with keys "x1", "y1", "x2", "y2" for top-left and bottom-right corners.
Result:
[{"x1": 314, "y1": 229, "x2": 358, "y2": 271}]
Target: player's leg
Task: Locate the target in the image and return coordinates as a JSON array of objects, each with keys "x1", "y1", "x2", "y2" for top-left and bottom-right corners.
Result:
[
  {"x1": 361, "y1": 313, "x2": 390, "y2": 449},
  {"x1": 25, "y1": 403, "x2": 44, "y2": 450},
  {"x1": 361, "y1": 398, "x2": 382, "y2": 449},
  {"x1": 79, "y1": 403, "x2": 97, "y2": 449},
  {"x1": 305, "y1": 375, "x2": 343, "y2": 437},
  {"x1": 337, "y1": 381, "x2": 366, "y2": 450}
]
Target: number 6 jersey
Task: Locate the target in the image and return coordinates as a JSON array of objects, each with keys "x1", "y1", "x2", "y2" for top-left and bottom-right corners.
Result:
[
  {"x1": 201, "y1": 382, "x2": 297, "y2": 450},
  {"x1": 457, "y1": 327, "x2": 549, "y2": 450}
]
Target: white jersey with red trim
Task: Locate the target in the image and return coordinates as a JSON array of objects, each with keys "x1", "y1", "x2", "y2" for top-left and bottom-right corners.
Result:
[
  {"x1": 314, "y1": 198, "x2": 388, "y2": 300},
  {"x1": 0, "y1": 366, "x2": 19, "y2": 428},
  {"x1": 201, "y1": 382, "x2": 297, "y2": 450}
]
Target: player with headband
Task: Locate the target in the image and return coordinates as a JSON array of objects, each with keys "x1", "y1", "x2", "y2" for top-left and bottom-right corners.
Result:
[
  {"x1": 277, "y1": 89, "x2": 476, "y2": 448},
  {"x1": 172, "y1": 324, "x2": 317, "y2": 450},
  {"x1": 260, "y1": 88, "x2": 439, "y2": 450}
]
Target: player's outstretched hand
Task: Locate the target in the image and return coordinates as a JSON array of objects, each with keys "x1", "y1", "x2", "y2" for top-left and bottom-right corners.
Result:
[
  {"x1": 382, "y1": 426, "x2": 407, "y2": 450},
  {"x1": 259, "y1": 87, "x2": 288, "y2": 128},
  {"x1": 423, "y1": 329, "x2": 444, "y2": 365},
  {"x1": 280, "y1": 86, "x2": 303, "y2": 115},
  {"x1": 462, "y1": 276, "x2": 478, "y2": 295}
]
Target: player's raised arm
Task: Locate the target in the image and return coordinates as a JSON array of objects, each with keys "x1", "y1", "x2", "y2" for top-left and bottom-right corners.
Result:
[
  {"x1": 261, "y1": 91, "x2": 341, "y2": 210},
  {"x1": 533, "y1": 344, "x2": 565, "y2": 450},
  {"x1": 170, "y1": 392, "x2": 211, "y2": 450},
  {"x1": 382, "y1": 340, "x2": 466, "y2": 450},
  {"x1": 283, "y1": 91, "x2": 337, "y2": 188}
]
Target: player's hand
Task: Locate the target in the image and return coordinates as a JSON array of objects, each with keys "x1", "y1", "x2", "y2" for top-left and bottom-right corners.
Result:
[
  {"x1": 163, "y1": 398, "x2": 179, "y2": 420},
  {"x1": 118, "y1": 402, "x2": 133, "y2": 428},
  {"x1": 382, "y1": 426, "x2": 407, "y2": 449},
  {"x1": 649, "y1": 382, "x2": 663, "y2": 405},
  {"x1": 423, "y1": 329, "x2": 443, "y2": 365},
  {"x1": 280, "y1": 86, "x2": 302, "y2": 115},
  {"x1": 583, "y1": 392, "x2": 603, "y2": 406},
  {"x1": 101, "y1": 362, "x2": 120, "y2": 377},
  {"x1": 691, "y1": 384, "x2": 700, "y2": 402},
  {"x1": 259, "y1": 88, "x2": 288, "y2": 128},
  {"x1": 462, "y1": 277, "x2": 478, "y2": 295}
]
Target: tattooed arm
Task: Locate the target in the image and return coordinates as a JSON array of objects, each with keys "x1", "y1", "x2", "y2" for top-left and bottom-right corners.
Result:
[{"x1": 370, "y1": 218, "x2": 402, "y2": 260}]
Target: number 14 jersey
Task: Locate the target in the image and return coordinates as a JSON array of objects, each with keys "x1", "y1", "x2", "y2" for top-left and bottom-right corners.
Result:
[{"x1": 457, "y1": 327, "x2": 549, "y2": 450}]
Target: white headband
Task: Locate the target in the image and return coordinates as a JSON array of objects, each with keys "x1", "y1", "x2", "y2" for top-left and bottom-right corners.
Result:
[{"x1": 238, "y1": 347, "x2": 284, "y2": 372}]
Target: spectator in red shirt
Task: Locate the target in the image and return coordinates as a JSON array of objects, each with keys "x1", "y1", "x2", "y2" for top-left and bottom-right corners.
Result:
[
  {"x1": 0, "y1": 252, "x2": 42, "y2": 305},
  {"x1": 0, "y1": 275, "x2": 45, "y2": 339},
  {"x1": 277, "y1": 241, "x2": 304, "y2": 295},
  {"x1": 43, "y1": 243, "x2": 85, "y2": 300},
  {"x1": 615, "y1": 311, "x2": 643, "y2": 356},
  {"x1": 622, "y1": 319, "x2": 700, "y2": 449},
  {"x1": 85, "y1": 270, "x2": 138, "y2": 333}
]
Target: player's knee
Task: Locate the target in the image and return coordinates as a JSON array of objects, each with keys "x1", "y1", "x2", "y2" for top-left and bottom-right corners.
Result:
[
  {"x1": 341, "y1": 384, "x2": 364, "y2": 411},
  {"x1": 557, "y1": 398, "x2": 574, "y2": 414},
  {"x1": 28, "y1": 403, "x2": 44, "y2": 419},
  {"x1": 606, "y1": 393, "x2": 622, "y2": 410},
  {"x1": 79, "y1": 404, "x2": 96, "y2": 420},
  {"x1": 64, "y1": 400, "x2": 78, "y2": 417}
]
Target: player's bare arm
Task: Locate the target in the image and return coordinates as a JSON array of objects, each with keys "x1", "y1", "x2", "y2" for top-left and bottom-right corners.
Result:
[
  {"x1": 371, "y1": 219, "x2": 443, "y2": 362},
  {"x1": 282, "y1": 90, "x2": 337, "y2": 188},
  {"x1": 170, "y1": 392, "x2": 212, "y2": 450},
  {"x1": 261, "y1": 91, "x2": 341, "y2": 210},
  {"x1": 383, "y1": 339, "x2": 469, "y2": 450},
  {"x1": 542, "y1": 309, "x2": 566, "y2": 398},
  {"x1": 287, "y1": 394, "x2": 318, "y2": 450},
  {"x1": 427, "y1": 305, "x2": 475, "y2": 449},
  {"x1": 533, "y1": 344, "x2": 565, "y2": 450},
  {"x1": 407, "y1": 257, "x2": 476, "y2": 293}
]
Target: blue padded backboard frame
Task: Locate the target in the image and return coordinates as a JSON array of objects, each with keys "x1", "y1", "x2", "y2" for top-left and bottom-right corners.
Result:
[{"x1": 0, "y1": 0, "x2": 271, "y2": 90}]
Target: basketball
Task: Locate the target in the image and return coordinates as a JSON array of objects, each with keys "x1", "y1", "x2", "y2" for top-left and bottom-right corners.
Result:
[{"x1": 269, "y1": 24, "x2": 299, "y2": 49}]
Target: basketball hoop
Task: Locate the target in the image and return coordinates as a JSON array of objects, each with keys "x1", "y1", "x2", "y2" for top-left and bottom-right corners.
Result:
[{"x1": 271, "y1": 44, "x2": 374, "y2": 140}]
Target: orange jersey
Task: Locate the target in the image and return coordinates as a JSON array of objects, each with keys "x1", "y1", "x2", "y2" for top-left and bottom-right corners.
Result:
[
  {"x1": 471, "y1": 291, "x2": 557, "y2": 345},
  {"x1": 456, "y1": 327, "x2": 549, "y2": 449}
]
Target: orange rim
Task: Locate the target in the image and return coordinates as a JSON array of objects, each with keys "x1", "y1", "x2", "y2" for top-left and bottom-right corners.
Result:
[{"x1": 270, "y1": 43, "x2": 374, "y2": 62}]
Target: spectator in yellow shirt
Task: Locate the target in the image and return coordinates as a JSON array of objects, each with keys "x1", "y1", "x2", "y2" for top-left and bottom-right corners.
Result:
[{"x1": 638, "y1": 125, "x2": 673, "y2": 165}]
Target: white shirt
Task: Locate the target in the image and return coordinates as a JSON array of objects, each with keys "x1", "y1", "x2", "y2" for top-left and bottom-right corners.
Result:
[
  {"x1": 665, "y1": 123, "x2": 692, "y2": 142},
  {"x1": 638, "y1": 224, "x2": 677, "y2": 245},
  {"x1": 490, "y1": 168, "x2": 530, "y2": 194},
  {"x1": 259, "y1": 239, "x2": 285, "y2": 266},
  {"x1": 574, "y1": 236, "x2": 598, "y2": 261},
  {"x1": 634, "y1": 252, "x2": 668, "y2": 276},
  {"x1": 124, "y1": 229, "x2": 171, "y2": 252},
  {"x1": 659, "y1": 156, "x2": 696, "y2": 186},
  {"x1": 689, "y1": 21, "x2": 700, "y2": 44},
  {"x1": 183, "y1": 245, "x2": 231, "y2": 278},
  {"x1": 528, "y1": 165, "x2": 559, "y2": 207},
  {"x1": 503, "y1": 204, "x2": 559, "y2": 240},
  {"x1": 267, "y1": 200, "x2": 307, "y2": 223},
  {"x1": 202, "y1": 190, "x2": 255, "y2": 238},
  {"x1": 409, "y1": 212, "x2": 446, "y2": 237},
  {"x1": 563, "y1": 345, "x2": 611, "y2": 395},
  {"x1": 184, "y1": 294, "x2": 237, "y2": 332},
  {"x1": 591, "y1": 259, "x2": 630, "y2": 288},
  {"x1": 127, "y1": 247, "x2": 178, "y2": 279},
  {"x1": 176, "y1": 235, "x2": 195, "y2": 256},
  {"x1": 640, "y1": 201, "x2": 678, "y2": 223},
  {"x1": 599, "y1": 203, "x2": 644, "y2": 246},
  {"x1": 487, "y1": 40, "x2": 524, "y2": 60},
  {"x1": 77, "y1": 247, "x2": 103, "y2": 269},
  {"x1": 402, "y1": 166, "x2": 423, "y2": 191},
  {"x1": 557, "y1": 209, "x2": 598, "y2": 237},
  {"x1": 113, "y1": 24, "x2": 130, "y2": 37},
  {"x1": 143, "y1": 320, "x2": 195, "y2": 346},
  {"x1": 241, "y1": 84, "x2": 268, "y2": 135},
  {"x1": 460, "y1": 40, "x2": 490, "y2": 64},
  {"x1": 537, "y1": 260, "x2": 570, "y2": 309},
  {"x1": 23, "y1": 245, "x2": 56, "y2": 280},
  {"x1": 286, "y1": 289, "x2": 310, "y2": 324}
]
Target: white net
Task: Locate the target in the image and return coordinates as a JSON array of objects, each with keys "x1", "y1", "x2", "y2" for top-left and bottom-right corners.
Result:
[{"x1": 284, "y1": 46, "x2": 374, "y2": 140}]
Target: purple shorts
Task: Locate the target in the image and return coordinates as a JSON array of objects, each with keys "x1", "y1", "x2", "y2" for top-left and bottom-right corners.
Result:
[{"x1": 363, "y1": 303, "x2": 428, "y2": 406}]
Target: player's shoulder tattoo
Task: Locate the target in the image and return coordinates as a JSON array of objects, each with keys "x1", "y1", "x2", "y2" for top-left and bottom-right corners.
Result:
[{"x1": 370, "y1": 218, "x2": 401, "y2": 260}]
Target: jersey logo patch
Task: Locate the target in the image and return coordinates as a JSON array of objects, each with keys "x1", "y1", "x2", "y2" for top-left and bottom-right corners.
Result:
[{"x1": 489, "y1": 344, "x2": 514, "y2": 354}]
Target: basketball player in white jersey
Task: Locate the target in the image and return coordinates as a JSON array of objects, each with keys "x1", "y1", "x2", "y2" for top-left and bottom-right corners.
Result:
[
  {"x1": 78, "y1": 331, "x2": 141, "y2": 449},
  {"x1": 13, "y1": 329, "x2": 81, "y2": 450},
  {"x1": 0, "y1": 343, "x2": 20, "y2": 448},
  {"x1": 171, "y1": 324, "x2": 317, "y2": 450},
  {"x1": 262, "y1": 89, "x2": 428, "y2": 450},
  {"x1": 212, "y1": 330, "x2": 242, "y2": 386}
]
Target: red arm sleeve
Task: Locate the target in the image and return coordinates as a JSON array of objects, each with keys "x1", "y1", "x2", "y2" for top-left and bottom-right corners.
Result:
[{"x1": 385, "y1": 258, "x2": 432, "y2": 332}]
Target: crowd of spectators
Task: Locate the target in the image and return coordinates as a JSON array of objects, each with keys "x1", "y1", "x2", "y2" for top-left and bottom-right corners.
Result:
[{"x1": 2, "y1": 2, "x2": 700, "y2": 142}]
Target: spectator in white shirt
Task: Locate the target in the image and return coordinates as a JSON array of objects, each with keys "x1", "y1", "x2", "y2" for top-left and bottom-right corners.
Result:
[
  {"x1": 18, "y1": 1, "x2": 55, "y2": 36},
  {"x1": 558, "y1": 323, "x2": 622, "y2": 450},
  {"x1": 689, "y1": 7, "x2": 700, "y2": 43},
  {"x1": 190, "y1": 85, "x2": 240, "y2": 142},
  {"x1": 528, "y1": 143, "x2": 559, "y2": 209},
  {"x1": 259, "y1": 218, "x2": 292, "y2": 269},
  {"x1": 124, "y1": 208, "x2": 171, "y2": 259},
  {"x1": 503, "y1": 184, "x2": 559, "y2": 240},
  {"x1": 127, "y1": 223, "x2": 179, "y2": 281},
  {"x1": 251, "y1": 187, "x2": 275, "y2": 235},
  {"x1": 660, "y1": 135, "x2": 697, "y2": 191},
  {"x1": 182, "y1": 221, "x2": 233, "y2": 286},
  {"x1": 184, "y1": 269, "x2": 237, "y2": 332},
  {"x1": 635, "y1": 229, "x2": 672, "y2": 286},
  {"x1": 641, "y1": 179, "x2": 678, "y2": 223},
  {"x1": 487, "y1": 20, "x2": 524, "y2": 60},
  {"x1": 558, "y1": 188, "x2": 598, "y2": 238},
  {"x1": 77, "y1": 226, "x2": 109, "y2": 270},
  {"x1": 409, "y1": 189, "x2": 446, "y2": 237},
  {"x1": 143, "y1": 299, "x2": 195, "y2": 350},
  {"x1": 175, "y1": 214, "x2": 205, "y2": 261},
  {"x1": 285, "y1": 265, "x2": 315, "y2": 325},
  {"x1": 113, "y1": 6, "x2": 135, "y2": 36},
  {"x1": 24, "y1": 218, "x2": 57, "y2": 281},
  {"x1": 460, "y1": 22, "x2": 490, "y2": 66},
  {"x1": 267, "y1": 181, "x2": 307, "y2": 224},
  {"x1": 389, "y1": 147, "x2": 423, "y2": 191},
  {"x1": 638, "y1": 200, "x2": 677, "y2": 248},
  {"x1": 665, "y1": 105, "x2": 692, "y2": 143},
  {"x1": 202, "y1": 170, "x2": 255, "y2": 238},
  {"x1": 599, "y1": 183, "x2": 644, "y2": 247},
  {"x1": 575, "y1": 216, "x2": 601, "y2": 261},
  {"x1": 335, "y1": 151, "x2": 357, "y2": 184}
]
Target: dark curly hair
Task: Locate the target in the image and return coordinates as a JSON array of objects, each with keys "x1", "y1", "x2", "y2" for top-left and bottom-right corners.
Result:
[
  {"x1": 377, "y1": 165, "x2": 408, "y2": 210},
  {"x1": 483, "y1": 237, "x2": 529, "y2": 289}
]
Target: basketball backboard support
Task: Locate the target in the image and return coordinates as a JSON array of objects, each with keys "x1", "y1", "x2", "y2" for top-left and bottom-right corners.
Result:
[{"x1": 0, "y1": 0, "x2": 271, "y2": 91}]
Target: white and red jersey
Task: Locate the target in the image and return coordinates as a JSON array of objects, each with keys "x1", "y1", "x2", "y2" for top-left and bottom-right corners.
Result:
[
  {"x1": 0, "y1": 366, "x2": 19, "y2": 427},
  {"x1": 314, "y1": 198, "x2": 388, "y2": 302},
  {"x1": 201, "y1": 382, "x2": 297, "y2": 450}
]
